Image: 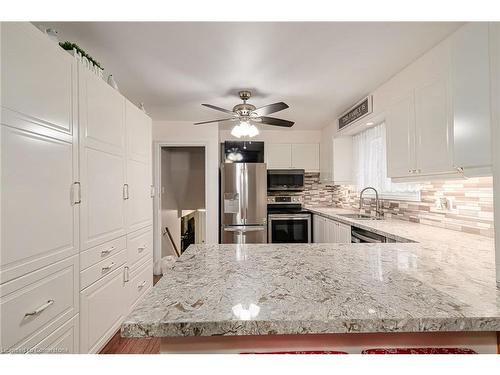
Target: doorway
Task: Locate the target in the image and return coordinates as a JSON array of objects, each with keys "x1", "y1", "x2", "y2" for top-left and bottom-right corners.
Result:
[{"x1": 159, "y1": 146, "x2": 206, "y2": 266}]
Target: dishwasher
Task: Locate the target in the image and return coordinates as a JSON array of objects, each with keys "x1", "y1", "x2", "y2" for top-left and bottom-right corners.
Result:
[{"x1": 351, "y1": 227, "x2": 386, "y2": 243}]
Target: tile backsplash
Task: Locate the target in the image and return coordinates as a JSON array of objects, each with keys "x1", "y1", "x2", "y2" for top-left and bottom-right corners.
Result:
[{"x1": 289, "y1": 173, "x2": 494, "y2": 238}]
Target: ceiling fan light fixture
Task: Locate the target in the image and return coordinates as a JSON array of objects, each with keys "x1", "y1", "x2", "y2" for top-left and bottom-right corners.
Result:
[{"x1": 231, "y1": 120, "x2": 259, "y2": 138}]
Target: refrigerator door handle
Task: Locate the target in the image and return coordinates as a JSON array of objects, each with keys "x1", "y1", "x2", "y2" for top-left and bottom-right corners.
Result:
[
  {"x1": 223, "y1": 226, "x2": 266, "y2": 232},
  {"x1": 240, "y1": 164, "x2": 246, "y2": 222}
]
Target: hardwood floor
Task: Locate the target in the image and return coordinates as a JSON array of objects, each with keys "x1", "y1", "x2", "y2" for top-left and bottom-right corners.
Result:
[{"x1": 99, "y1": 274, "x2": 163, "y2": 354}]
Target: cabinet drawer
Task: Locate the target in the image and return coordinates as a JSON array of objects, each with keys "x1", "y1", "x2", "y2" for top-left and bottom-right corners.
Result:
[
  {"x1": 80, "y1": 236, "x2": 126, "y2": 271},
  {"x1": 126, "y1": 227, "x2": 153, "y2": 270},
  {"x1": 127, "y1": 259, "x2": 153, "y2": 312},
  {"x1": 0, "y1": 256, "x2": 78, "y2": 351},
  {"x1": 80, "y1": 265, "x2": 126, "y2": 353},
  {"x1": 80, "y1": 248, "x2": 127, "y2": 290}
]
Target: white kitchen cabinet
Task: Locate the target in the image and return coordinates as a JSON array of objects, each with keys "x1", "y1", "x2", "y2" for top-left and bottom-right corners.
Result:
[
  {"x1": 386, "y1": 75, "x2": 455, "y2": 180},
  {"x1": 125, "y1": 101, "x2": 153, "y2": 232},
  {"x1": 291, "y1": 143, "x2": 320, "y2": 172},
  {"x1": 80, "y1": 265, "x2": 126, "y2": 354},
  {"x1": 415, "y1": 77, "x2": 454, "y2": 175},
  {"x1": 126, "y1": 100, "x2": 152, "y2": 164},
  {"x1": 0, "y1": 255, "x2": 79, "y2": 352},
  {"x1": 266, "y1": 143, "x2": 320, "y2": 171},
  {"x1": 265, "y1": 143, "x2": 292, "y2": 169},
  {"x1": 0, "y1": 23, "x2": 80, "y2": 283},
  {"x1": 313, "y1": 215, "x2": 351, "y2": 243},
  {"x1": 452, "y1": 22, "x2": 492, "y2": 176},
  {"x1": 1, "y1": 23, "x2": 75, "y2": 134},
  {"x1": 79, "y1": 66, "x2": 127, "y2": 250},
  {"x1": 386, "y1": 94, "x2": 417, "y2": 178},
  {"x1": 320, "y1": 125, "x2": 353, "y2": 183}
]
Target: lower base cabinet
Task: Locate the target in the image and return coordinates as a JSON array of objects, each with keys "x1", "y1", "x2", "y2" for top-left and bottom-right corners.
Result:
[
  {"x1": 126, "y1": 259, "x2": 153, "y2": 311},
  {"x1": 313, "y1": 215, "x2": 351, "y2": 244},
  {"x1": 80, "y1": 265, "x2": 127, "y2": 354}
]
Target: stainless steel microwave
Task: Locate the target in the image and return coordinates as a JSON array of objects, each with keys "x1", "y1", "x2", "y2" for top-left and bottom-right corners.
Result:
[{"x1": 267, "y1": 169, "x2": 305, "y2": 191}]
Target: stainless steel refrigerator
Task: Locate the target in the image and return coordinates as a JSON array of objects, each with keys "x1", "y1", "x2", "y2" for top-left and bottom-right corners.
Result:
[{"x1": 221, "y1": 163, "x2": 267, "y2": 243}]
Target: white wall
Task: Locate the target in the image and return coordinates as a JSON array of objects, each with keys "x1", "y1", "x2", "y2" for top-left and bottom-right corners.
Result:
[
  {"x1": 152, "y1": 120, "x2": 219, "y2": 274},
  {"x1": 219, "y1": 129, "x2": 322, "y2": 144}
]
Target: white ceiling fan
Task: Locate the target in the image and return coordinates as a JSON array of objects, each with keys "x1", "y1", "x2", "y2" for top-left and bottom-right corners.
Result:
[{"x1": 194, "y1": 90, "x2": 294, "y2": 138}]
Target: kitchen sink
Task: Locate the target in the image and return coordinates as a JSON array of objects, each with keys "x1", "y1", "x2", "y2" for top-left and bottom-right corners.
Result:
[{"x1": 337, "y1": 213, "x2": 384, "y2": 220}]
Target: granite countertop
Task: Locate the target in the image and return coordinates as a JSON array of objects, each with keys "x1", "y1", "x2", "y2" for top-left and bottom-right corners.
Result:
[{"x1": 122, "y1": 208, "x2": 499, "y2": 338}]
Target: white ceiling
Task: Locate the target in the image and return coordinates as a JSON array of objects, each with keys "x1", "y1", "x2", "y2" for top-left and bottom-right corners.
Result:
[{"x1": 37, "y1": 22, "x2": 462, "y2": 130}]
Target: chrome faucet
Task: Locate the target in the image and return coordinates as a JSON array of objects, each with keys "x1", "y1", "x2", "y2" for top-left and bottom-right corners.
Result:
[{"x1": 359, "y1": 187, "x2": 384, "y2": 218}]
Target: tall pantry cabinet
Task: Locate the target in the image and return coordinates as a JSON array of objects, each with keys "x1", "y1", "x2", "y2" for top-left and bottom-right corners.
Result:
[{"x1": 1, "y1": 23, "x2": 153, "y2": 354}]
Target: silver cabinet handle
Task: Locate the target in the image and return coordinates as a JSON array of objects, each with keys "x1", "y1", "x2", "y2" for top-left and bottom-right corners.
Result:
[
  {"x1": 72, "y1": 182, "x2": 81, "y2": 205},
  {"x1": 24, "y1": 300, "x2": 54, "y2": 318},
  {"x1": 101, "y1": 246, "x2": 115, "y2": 255},
  {"x1": 124, "y1": 266, "x2": 130, "y2": 282},
  {"x1": 138, "y1": 244, "x2": 147, "y2": 253},
  {"x1": 123, "y1": 184, "x2": 129, "y2": 200},
  {"x1": 150, "y1": 185, "x2": 155, "y2": 198},
  {"x1": 137, "y1": 281, "x2": 146, "y2": 290},
  {"x1": 102, "y1": 262, "x2": 115, "y2": 271}
]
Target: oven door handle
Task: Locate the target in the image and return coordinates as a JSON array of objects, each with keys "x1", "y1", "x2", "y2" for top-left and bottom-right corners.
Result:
[
  {"x1": 268, "y1": 214, "x2": 311, "y2": 220},
  {"x1": 351, "y1": 231, "x2": 383, "y2": 243}
]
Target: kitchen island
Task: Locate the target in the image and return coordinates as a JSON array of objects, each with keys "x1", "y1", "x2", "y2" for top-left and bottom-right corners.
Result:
[{"x1": 122, "y1": 210, "x2": 500, "y2": 353}]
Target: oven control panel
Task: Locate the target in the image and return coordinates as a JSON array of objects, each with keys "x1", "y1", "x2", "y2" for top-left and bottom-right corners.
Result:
[{"x1": 267, "y1": 195, "x2": 303, "y2": 204}]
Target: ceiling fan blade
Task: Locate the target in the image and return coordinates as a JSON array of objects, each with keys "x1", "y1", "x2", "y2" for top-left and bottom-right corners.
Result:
[
  {"x1": 202, "y1": 103, "x2": 235, "y2": 115},
  {"x1": 259, "y1": 116, "x2": 294, "y2": 128},
  {"x1": 194, "y1": 118, "x2": 234, "y2": 125},
  {"x1": 252, "y1": 102, "x2": 289, "y2": 116}
]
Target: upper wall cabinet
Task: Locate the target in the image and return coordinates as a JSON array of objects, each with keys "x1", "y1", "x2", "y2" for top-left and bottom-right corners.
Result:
[
  {"x1": 320, "y1": 124, "x2": 352, "y2": 184},
  {"x1": 291, "y1": 144, "x2": 320, "y2": 171},
  {"x1": 386, "y1": 94, "x2": 416, "y2": 178},
  {"x1": 1, "y1": 23, "x2": 75, "y2": 135},
  {"x1": 451, "y1": 22, "x2": 492, "y2": 176},
  {"x1": 1, "y1": 23, "x2": 79, "y2": 283},
  {"x1": 385, "y1": 23, "x2": 492, "y2": 181},
  {"x1": 80, "y1": 67, "x2": 126, "y2": 156},
  {"x1": 266, "y1": 143, "x2": 320, "y2": 171},
  {"x1": 126, "y1": 101, "x2": 152, "y2": 164},
  {"x1": 415, "y1": 76, "x2": 454, "y2": 176},
  {"x1": 265, "y1": 144, "x2": 292, "y2": 169}
]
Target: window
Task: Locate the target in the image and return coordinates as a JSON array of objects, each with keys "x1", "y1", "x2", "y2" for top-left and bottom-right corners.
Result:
[{"x1": 352, "y1": 122, "x2": 420, "y2": 201}]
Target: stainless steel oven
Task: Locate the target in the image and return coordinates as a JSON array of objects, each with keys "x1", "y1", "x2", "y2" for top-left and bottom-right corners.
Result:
[
  {"x1": 267, "y1": 195, "x2": 311, "y2": 243},
  {"x1": 267, "y1": 169, "x2": 305, "y2": 191}
]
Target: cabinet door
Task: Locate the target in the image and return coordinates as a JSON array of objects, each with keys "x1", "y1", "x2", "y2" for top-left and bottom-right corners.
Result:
[
  {"x1": 338, "y1": 222, "x2": 351, "y2": 244},
  {"x1": 1, "y1": 23, "x2": 79, "y2": 283},
  {"x1": 80, "y1": 147, "x2": 126, "y2": 250},
  {"x1": 332, "y1": 137, "x2": 353, "y2": 184},
  {"x1": 313, "y1": 215, "x2": 320, "y2": 243},
  {"x1": 386, "y1": 94, "x2": 416, "y2": 178},
  {"x1": 79, "y1": 66, "x2": 127, "y2": 250},
  {"x1": 126, "y1": 159, "x2": 153, "y2": 232},
  {"x1": 320, "y1": 126, "x2": 334, "y2": 181},
  {"x1": 452, "y1": 22, "x2": 492, "y2": 174},
  {"x1": 265, "y1": 144, "x2": 292, "y2": 169},
  {"x1": 80, "y1": 67, "x2": 126, "y2": 156},
  {"x1": 415, "y1": 76, "x2": 454, "y2": 175},
  {"x1": 291, "y1": 143, "x2": 320, "y2": 171},
  {"x1": 1, "y1": 23, "x2": 75, "y2": 134},
  {"x1": 126, "y1": 101, "x2": 152, "y2": 164},
  {"x1": 80, "y1": 266, "x2": 126, "y2": 353}
]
